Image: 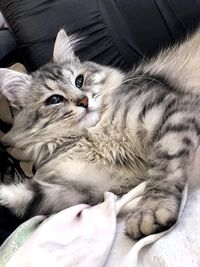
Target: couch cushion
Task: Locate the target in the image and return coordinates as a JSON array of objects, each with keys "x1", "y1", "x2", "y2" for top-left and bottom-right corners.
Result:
[
  {"x1": 1, "y1": 0, "x2": 200, "y2": 72},
  {"x1": 0, "y1": 29, "x2": 17, "y2": 67}
]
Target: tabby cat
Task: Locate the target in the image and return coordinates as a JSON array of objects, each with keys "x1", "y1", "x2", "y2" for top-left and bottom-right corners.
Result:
[{"x1": 0, "y1": 29, "x2": 200, "y2": 239}]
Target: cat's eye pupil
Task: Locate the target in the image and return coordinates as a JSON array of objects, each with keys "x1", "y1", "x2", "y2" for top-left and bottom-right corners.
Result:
[
  {"x1": 75, "y1": 75, "x2": 84, "y2": 88},
  {"x1": 46, "y1": 95, "x2": 64, "y2": 105}
]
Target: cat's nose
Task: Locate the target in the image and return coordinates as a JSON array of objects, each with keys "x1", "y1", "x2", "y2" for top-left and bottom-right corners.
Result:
[{"x1": 77, "y1": 96, "x2": 88, "y2": 109}]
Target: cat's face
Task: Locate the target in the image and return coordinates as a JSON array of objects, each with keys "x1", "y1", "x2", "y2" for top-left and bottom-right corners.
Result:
[
  {"x1": 0, "y1": 30, "x2": 122, "y2": 148},
  {"x1": 25, "y1": 59, "x2": 105, "y2": 130}
]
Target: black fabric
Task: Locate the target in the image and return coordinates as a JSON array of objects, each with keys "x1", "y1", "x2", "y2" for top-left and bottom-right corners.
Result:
[
  {"x1": 0, "y1": 145, "x2": 24, "y2": 243},
  {"x1": 0, "y1": 0, "x2": 128, "y2": 71},
  {"x1": 99, "y1": 0, "x2": 200, "y2": 68},
  {"x1": 1, "y1": 0, "x2": 200, "y2": 72},
  {"x1": 0, "y1": 144, "x2": 25, "y2": 245},
  {"x1": 0, "y1": 29, "x2": 17, "y2": 67},
  {"x1": 0, "y1": 205, "x2": 24, "y2": 245}
]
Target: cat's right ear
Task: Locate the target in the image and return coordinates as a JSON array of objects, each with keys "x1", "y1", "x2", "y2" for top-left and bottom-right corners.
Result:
[
  {"x1": 0, "y1": 68, "x2": 31, "y2": 109},
  {"x1": 53, "y1": 29, "x2": 80, "y2": 64}
]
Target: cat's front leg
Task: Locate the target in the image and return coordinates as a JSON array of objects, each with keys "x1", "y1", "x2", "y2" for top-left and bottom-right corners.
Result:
[{"x1": 126, "y1": 131, "x2": 196, "y2": 239}]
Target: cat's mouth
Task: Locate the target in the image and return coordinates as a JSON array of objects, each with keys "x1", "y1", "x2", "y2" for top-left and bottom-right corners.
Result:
[
  {"x1": 79, "y1": 108, "x2": 94, "y2": 119},
  {"x1": 77, "y1": 107, "x2": 100, "y2": 127}
]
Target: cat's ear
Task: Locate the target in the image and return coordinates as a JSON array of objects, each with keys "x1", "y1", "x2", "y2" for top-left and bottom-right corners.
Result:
[
  {"x1": 0, "y1": 68, "x2": 31, "y2": 109},
  {"x1": 53, "y1": 29, "x2": 79, "y2": 63}
]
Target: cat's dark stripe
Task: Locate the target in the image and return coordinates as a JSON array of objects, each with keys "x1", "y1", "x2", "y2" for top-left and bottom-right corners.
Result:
[
  {"x1": 144, "y1": 73, "x2": 180, "y2": 93},
  {"x1": 118, "y1": 78, "x2": 158, "y2": 98},
  {"x1": 26, "y1": 111, "x2": 40, "y2": 130},
  {"x1": 48, "y1": 71, "x2": 63, "y2": 81},
  {"x1": 162, "y1": 123, "x2": 191, "y2": 134},
  {"x1": 174, "y1": 183, "x2": 185, "y2": 195},
  {"x1": 112, "y1": 78, "x2": 168, "y2": 122},
  {"x1": 164, "y1": 98, "x2": 177, "y2": 113},
  {"x1": 158, "y1": 149, "x2": 190, "y2": 160},
  {"x1": 114, "y1": 72, "x2": 177, "y2": 123},
  {"x1": 33, "y1": 64, "x2": 65, "y2": 83},
  {"x1": 144, "y1": 187, "x2": 183, "y2": 202},
  {"x1": 44, "y1": 83, "x2": 54, "y2": 91},
  {"x1": 152, "y1": 116, "x2": 200, "y2": 145},
  {"x1": 131, "y1": 71, "x2": 178, "y2": 96},
  {"x1": 24, "y1": 181, "x2": 45, "y2": 218},
  {"x1": 163, "y1": 108, "x2": 185, "y2": 124},
  {"x1": 23, "y1": 177, "x2": 102, "y2": 219},
  {"x1": 122, "y1": 100, "x2": 133, "y2": 128},
  {"x1": 110, "y1": 98, "x2": 121, "y2": 121},
  {"x1": 60, "y1": 111, "x2": 73, "y2": 119},
  {"x1": 160, "y1": 119, "x2": 200, "y2": 139},
  {"x1": 42, "y1": 119, "x2": 54, "y2": 128},
  {"x1": 138, "y1": 93, "x2": 167, "y2": 122},
  {"x1": 182, "y1": 137, "x2": 193, "y2": 146},
  {"x1": 185, "y1": 118, "x2": 200, "y2": 136},
  {"x1": 41, "y1": 111, "x2": 73, "y2": 128}
]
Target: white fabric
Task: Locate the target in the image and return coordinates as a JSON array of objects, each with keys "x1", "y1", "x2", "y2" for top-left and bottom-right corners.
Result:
[{"x1": 0, "y1": 12, "x2": 7, "y2": 29}]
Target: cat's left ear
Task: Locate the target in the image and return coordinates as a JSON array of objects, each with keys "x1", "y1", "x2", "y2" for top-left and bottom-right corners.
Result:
[
  {"x1": 0, "y1": 68, "x2": 31, "y2": 109},
  {"x1": 53, "y1": 29, "x2": 80, "y2": 64}
]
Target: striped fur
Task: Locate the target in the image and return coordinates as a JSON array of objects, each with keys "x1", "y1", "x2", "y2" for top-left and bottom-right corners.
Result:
[{"x1": 1, "y1": 29, "x2": 200, "y2": 239}]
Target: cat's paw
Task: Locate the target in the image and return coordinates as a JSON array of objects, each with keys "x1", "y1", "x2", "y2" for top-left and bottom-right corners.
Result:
[{"x1": 125, "y1": 195, "x2": 180, "y2": 239}]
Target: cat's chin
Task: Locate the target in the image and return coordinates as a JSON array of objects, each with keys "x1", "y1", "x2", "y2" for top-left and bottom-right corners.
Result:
[{"x1": 78, "y1": 110, "x2": 100, "y2": 128}]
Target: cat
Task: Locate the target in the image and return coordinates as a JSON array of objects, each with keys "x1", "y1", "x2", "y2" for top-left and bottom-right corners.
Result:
[{"x1": 1, "y1": 28, "x2": 200, "y2": 240}]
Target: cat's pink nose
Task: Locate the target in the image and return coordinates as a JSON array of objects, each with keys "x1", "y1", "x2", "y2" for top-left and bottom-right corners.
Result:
[{"x1": 77, "y1": 96, "x2": 88, "y2": 109}]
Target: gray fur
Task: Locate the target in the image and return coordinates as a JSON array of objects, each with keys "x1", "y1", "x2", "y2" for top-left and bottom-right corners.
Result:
[{"x1": 1, "y1": 28, "x2": 200, "y2": 239}]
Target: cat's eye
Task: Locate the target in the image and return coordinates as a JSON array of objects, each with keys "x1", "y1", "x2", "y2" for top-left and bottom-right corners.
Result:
[
  {"x1": 75, "y1": 75, "x2": 84, "y2": 88},
  {"x1": 45, "y1": 94, "x2": 65, "y2": 105}
]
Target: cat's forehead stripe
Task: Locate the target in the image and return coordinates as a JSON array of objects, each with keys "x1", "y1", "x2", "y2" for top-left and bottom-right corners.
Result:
[
  {"x1": 42, "y1": 65, "x2": 64, "y2": 80},
  {"x1": 44, "y1": 80, "x2": 58, "y2": 91},
  {"x1": 39, "y1": 65, "x2": 76, "y2": 85},
  {"x1": 33, "y1": 64, "x2": 64, "y2": 81}
]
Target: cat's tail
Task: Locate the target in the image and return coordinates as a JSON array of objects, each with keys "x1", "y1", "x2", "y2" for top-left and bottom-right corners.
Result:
[
  {"x1": 143, "y1": 28, "x2": 200, "y2": 95},
  {"x1": 0, "y1": 181, "x2": 43, "y2": 219},
  {"x1": 0, "y1": 179, "x2": 98, "y2": 219}
]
